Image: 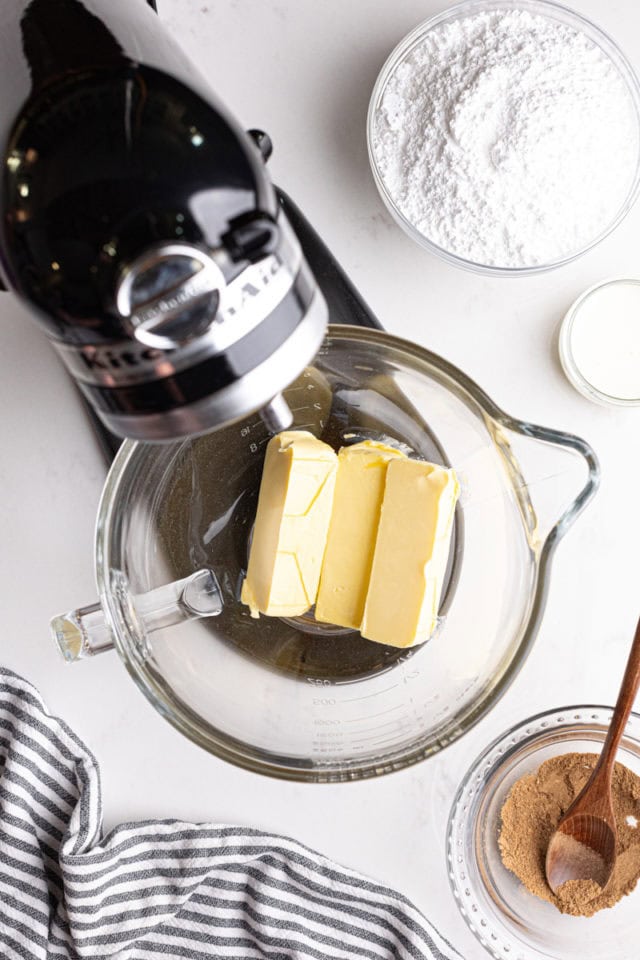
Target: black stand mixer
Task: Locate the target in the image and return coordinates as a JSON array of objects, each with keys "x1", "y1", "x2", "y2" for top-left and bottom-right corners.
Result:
[
  {"x1": 0, "y1": 0, "x2": 380, "y2": 462},
  {"x1": 0, "y1": 0, "x2": 598, "y2": 782}
]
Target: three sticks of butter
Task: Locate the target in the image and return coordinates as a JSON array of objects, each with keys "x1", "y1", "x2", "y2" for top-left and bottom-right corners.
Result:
[{"x1": 241, "y1": 431, "x2": 459, "y2": 648}]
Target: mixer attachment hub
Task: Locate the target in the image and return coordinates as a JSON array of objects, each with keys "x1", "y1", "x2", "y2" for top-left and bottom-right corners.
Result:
[{"x1": 259, "y1": 393, "x2": 294, "y2": 433}]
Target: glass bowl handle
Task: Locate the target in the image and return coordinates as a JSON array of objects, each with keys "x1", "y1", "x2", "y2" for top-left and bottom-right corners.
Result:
[
  {"x1": 51, "y1": 568, "x2": 223, "y2": 663},
  {"x1": 498, "y1": 417, "x2": 600, "y2": 549}
]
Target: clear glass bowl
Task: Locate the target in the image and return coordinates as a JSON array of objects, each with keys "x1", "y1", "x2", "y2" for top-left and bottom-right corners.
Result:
[
  {"x1": 447, "y1": 706, "x2": 640, "y2": 959},
  {"x1": 367, "y1": 0, "x2": 640, "y2": 277},
  {"x1": 55, "y1": 327, "x2": 598, "y2": 780}
]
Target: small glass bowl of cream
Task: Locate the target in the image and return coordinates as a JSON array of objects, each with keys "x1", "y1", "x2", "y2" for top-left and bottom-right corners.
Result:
[
  {"x1": 559, "y1": 279, "x2": 640, "y2": 406},
  {"x1": 447, "y1": 706, "x2": 640, "y2": 960}
]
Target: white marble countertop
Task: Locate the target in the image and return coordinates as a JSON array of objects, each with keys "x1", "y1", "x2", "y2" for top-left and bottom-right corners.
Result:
[{"x1": 1, "y1": 1, "x2": 639, "y2": 956}]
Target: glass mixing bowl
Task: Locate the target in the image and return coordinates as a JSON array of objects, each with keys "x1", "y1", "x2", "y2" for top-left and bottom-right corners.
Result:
[
  {"x1": 447, "y1": 706, "x2": 640, "y2": 960},
  {"x1": 52, "y1": 327, "x2": 598, "y2": 781},
  {"x1": 367, "y1": 0, "x2": 640, "y2": 277}
]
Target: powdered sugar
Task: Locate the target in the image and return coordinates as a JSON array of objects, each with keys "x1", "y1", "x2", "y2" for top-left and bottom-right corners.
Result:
[{"x1": 372, "y1": 9, "x2": 639, "y2": 268}]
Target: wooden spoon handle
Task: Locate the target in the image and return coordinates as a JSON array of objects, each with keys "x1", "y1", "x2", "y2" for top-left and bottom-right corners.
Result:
[{"x1": 597, "y1": 616, "x2": 640, "y2": 778}]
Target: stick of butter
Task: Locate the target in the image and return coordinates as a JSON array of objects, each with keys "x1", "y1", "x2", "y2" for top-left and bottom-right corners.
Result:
[
  {"x1": 361, "y1": 460, "x2": 459, "y2": 648},
  {"x1": 241, "y1": 431, "x2": 338, "y2": 618},
  {"x1": 315, "y1": 440, "x2": 406, "y2": 630}
]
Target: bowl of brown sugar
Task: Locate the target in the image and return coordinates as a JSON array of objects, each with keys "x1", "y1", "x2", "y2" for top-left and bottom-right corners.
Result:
[{"x1": 447, "y1": 706, "x2": 640, "y2": 959}]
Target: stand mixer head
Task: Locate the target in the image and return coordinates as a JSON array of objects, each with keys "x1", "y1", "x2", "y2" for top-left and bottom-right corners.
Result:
[{"x1": 0, "y1": 0, "x2": 327, "y2": 440}]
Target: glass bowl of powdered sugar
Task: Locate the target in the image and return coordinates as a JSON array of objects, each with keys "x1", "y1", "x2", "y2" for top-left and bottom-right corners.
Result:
[
  {"x1": 367, "y1": 0, "x2": 640, "y2": 275},
  {"x1": 447, "y1": 706, "x2": 640, "y2": 960}
]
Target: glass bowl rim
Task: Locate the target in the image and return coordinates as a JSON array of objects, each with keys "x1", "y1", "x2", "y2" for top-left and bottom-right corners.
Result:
[
  {"x1": 94, "y1": 328, "x2": 599, "y2": 781},
  {"x1": 446, "y1": 703, "x2": 640, "y2": 958},
  {"x1": 366, "y1": 0, "x2": 640, "y2": 277}
]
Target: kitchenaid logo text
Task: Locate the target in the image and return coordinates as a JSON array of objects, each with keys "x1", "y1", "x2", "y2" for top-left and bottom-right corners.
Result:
[
  {"x1": 131, "y1": 255, "x2": 285, "y2": 333},
  {"x1": 55, "y1": 253, "x2": 297, "y2": 388},
  {"x1": 79, "y1": 344, "x2": 172, "y2": 373},
  {"x1": 218, "y1": 256, "x2": 282, "y2": 322},
  {"x1": 132, "y1": 268, "x2": 217, "y2": 330}
]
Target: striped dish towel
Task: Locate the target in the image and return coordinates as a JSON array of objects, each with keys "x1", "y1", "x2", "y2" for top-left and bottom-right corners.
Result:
[{"x1": 0, "y1": 669, "x2": 460, "y2": 960}]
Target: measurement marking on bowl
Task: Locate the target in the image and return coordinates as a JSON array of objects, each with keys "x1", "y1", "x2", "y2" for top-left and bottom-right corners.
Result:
[
  {"x1": 343, "y1": 684, "x2": 399, "y2": 703},
  {"x1": 347, "y1": 718, "x2": 409, "y2": 736},
  {"x1": 353, "y1": 732, "x2": 410, "y2": 748},
  {"x1": 344, "y1": 704, "x2": 404, "y2": 722},
  {"x1": 353, "y1": 726, "x2": 412, "y2": 744}
]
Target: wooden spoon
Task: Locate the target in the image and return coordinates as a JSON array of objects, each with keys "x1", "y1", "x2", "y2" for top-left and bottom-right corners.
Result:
[{"x1": 545, "y1": 617, "x2": 640, "y2": 897}]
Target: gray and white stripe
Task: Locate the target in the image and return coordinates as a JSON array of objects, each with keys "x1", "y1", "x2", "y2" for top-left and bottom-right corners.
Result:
[{"x1": 0, "y1": 669, "x2": 460, "y2": 960}]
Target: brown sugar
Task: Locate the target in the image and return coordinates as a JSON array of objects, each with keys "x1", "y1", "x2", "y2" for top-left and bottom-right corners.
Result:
[{"x1": 498, "y1": 752, "x2": 640, "y2": 917}]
